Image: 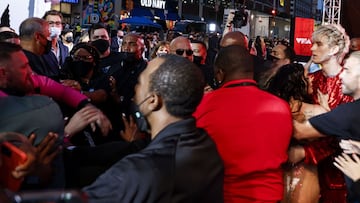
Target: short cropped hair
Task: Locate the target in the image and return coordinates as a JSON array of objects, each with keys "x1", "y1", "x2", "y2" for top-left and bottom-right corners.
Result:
[
  {"x1": 42, "y1": 10, "x2": 63, "y2": 21},
  {"x1": 191, "y1": 39, "x2": 207, "y2": 50},
  {"x1": 0, "y1": 42, "x2": 22, "y2": 66},
  {"x1": 149, "y1": 54, "x2": 205, "y2": 118},
  {"x1": 88, "y1": 23, "x2": 108, "y2": 40},
  {"x1": 19, "y1": 17, "x2": 47, "y2": 40}
]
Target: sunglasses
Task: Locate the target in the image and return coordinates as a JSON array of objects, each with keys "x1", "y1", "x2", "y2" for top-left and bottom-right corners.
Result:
[{"x1": 175, "y1": 49, "x2": 193, "y2": 56}]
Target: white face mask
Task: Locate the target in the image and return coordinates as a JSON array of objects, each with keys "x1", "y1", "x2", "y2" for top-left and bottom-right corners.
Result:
[{"x1": 49, "y1": 27, "x2": 61, "y2": 39}]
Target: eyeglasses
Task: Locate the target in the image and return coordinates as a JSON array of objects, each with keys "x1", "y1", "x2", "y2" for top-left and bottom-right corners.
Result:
[
  {"x1": 48, "y1": 21, "x2": 62, "y2": 26},
  {"x1": 72, "y1": 55, "x2": 94, "y2": 62},
  {"x1": 175, "y1": 49, "x2": 193, "y2": 56}
]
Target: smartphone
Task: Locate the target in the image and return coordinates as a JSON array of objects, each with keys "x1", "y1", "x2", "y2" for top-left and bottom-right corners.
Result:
[{"x1": 0, "y1": 141, "x2": 28, "y2": 192}]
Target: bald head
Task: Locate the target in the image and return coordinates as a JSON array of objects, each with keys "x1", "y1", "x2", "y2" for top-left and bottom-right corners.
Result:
[
  {"x1": 220, "y1": 31, "x2": 248, "y2": 48},
  {"x1": 170, "y1": 36, "x2": 193, "y2": 61},
  {"x1": 214, "y1": 45, "x2": 253, "y2": 83},
  {"x1": 350, "y1": 38, "x2": 360, "y2": 52}
]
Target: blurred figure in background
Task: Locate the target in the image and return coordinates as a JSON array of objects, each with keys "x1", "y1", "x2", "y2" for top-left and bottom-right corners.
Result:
[
  {"x1": 0, "y1": 30, "x2": 20, "y2": 44},
  {"x1": 60, "y1": 29, "x2": 74, "y2": 53},
  {"x1": 150, "y1": 41, "x2": 169, "y2": 59},
  {"x1": 350, "y1": 37, "x2": 360, "y2": 52},
  {"x1": 110, "y1": 29, "x2": 124, "y2": 52}
]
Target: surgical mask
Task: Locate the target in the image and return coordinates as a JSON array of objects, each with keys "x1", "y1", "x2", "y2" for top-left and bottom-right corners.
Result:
[
  {"x1": 91, "y1": 39, "x2": 109, "y2": 54},
  {"x1": 43, "y1": 40, "x2": 52, "y2": 54},
  {"x1": 49, "y1": 27, "x2": 61, "y2": 39},
  {"x1": 71, "y1": 60, "x2": 94, "y2": 78},
  {"x1": 131, "y1": 95, "x2": 152, "y2": 133},
  {"x1": 65, "y1": 36, "x2": 73, "y2": 43}
]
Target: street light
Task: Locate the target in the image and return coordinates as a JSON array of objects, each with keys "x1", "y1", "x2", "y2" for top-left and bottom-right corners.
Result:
[{"x1": 271, "y1": 9, "x2": 276, "y2": 16}]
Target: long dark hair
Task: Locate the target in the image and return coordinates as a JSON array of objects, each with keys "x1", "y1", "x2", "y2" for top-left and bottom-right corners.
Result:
[{"x1": 266, "y1": 63, "x2": 312, "y2": 112}]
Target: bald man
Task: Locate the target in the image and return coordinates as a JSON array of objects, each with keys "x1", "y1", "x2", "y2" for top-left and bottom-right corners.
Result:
[
  {"x1": 170, "y1": 36, "x2": 194, "y2": 62},
  {"x1": 220, "y1": 31, "x2": 265, "y2": 85},
  {"x1": 220, "y1": 31, "x2": 248, "y2": 48}
]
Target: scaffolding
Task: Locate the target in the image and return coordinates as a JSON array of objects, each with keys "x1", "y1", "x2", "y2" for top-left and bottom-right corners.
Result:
[{"x1": 322, "y1": 0, "x2": 341, "y2": 24}]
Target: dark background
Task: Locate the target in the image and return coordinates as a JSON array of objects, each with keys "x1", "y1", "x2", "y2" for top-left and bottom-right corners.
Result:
[{"x1": 342, "y1": 0, "x2": 360, "y2": 38}]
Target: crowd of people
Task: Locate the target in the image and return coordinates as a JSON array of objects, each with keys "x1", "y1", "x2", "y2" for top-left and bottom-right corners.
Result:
[{"x1": 1, "y1": 8, "x2": 360, "y2": 203}]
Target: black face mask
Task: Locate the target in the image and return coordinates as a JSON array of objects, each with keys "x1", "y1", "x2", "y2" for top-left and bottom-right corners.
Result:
[
  {"x1": 91, "y1": 39, "x2": 109, "y2": 54},
  {"x1": 71, "y1": 60, "x2": 94, "y2": 78},
  {"x1": 193, "y1": 55, "x2": 203, "y2": 66},
  {"x1": 65, "y1": 36, "x2": 73, "y2": 43},
  {"x1": 121, "y1": 52, "x2": 138, "y2": 64},
  {"x1": 130, "y1": 96, "x2": 151, "y2": 133},
  {"x1": 44, "y1": 40, "x2": 52, "y2": 54}
]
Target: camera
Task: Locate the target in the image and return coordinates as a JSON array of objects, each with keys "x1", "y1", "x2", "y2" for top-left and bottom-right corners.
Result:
[{"x1": 233, "y1": 9, "x2": 248, "y2": 28}]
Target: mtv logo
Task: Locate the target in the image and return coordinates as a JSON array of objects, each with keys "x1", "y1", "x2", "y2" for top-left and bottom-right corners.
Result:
[{"x1": 296, "y1": 38, "x2": 312, "y2": 44}]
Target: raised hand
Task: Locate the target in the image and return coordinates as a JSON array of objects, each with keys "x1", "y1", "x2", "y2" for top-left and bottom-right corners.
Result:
[
  {"x1": 120, "y1": 114, "x2": 139, "y2": 142},
  {"x1": 334, "y1": 153, "x2": 360, "y2": 182},
  {"x1": 339, "y1": 139, "x2": 360, "y2": 155},
  {"x1": 28, "y1": 132, "x2": 61, "y2": 186},
  {"x1": 65, "y1": 105, "x2": 112, "y2": 138},
  {"x1": 0, "y1": 132, "x2": 36, "y2": 180}
]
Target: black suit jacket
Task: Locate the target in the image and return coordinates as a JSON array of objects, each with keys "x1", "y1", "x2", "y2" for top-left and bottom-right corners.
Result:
[
  {"x1": 110, "y1": 36, "x2": 120, "y2": 52},
  {"x1": 83, "y1": 118, "x2": 224, "y2": 203}
]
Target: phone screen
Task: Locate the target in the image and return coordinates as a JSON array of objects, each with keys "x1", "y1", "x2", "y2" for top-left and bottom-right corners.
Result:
[{"x1": 0, "y1": 141, "x2": 27, "y2": 191}]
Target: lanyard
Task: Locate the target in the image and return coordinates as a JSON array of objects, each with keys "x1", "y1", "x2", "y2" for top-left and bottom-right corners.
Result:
[{"x1": 224, "y1": 82, "x2": 257, "y2": 88}]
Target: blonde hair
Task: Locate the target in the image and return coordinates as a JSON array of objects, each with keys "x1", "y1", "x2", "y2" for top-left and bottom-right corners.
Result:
[{"x1": 312, "y1": 24, "x2": 350, "y2": 63}]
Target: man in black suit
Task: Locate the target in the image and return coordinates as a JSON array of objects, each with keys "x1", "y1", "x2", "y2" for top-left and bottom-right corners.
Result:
[{"x1": 110, "y1": 29, "x2": 124, "y2": 52}]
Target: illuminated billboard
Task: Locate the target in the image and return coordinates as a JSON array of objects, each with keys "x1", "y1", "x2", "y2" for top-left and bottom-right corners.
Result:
[{"x1": 293, "y1": 17, "x2": 314, "y2": 56}]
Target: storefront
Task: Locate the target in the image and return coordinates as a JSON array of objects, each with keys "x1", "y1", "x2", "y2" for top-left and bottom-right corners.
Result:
[{"x1": 129, "y1": 0, "x2": 179, "y2": 30}]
